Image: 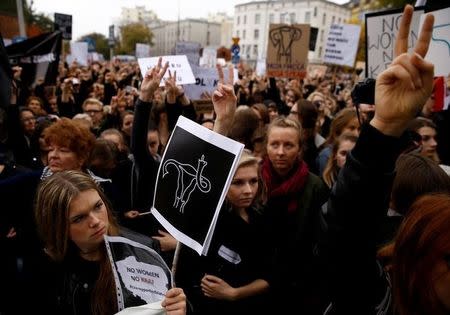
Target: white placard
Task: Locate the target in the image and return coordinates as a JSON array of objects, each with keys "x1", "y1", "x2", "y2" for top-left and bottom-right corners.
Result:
[
  {"x1": 69, "y1": 42, "x2": 88, "y2": 66},
  {"x1": 366, "y1": 8, "x2": 424, "y2": 78},
  {"x1": 136, "y1": 43, "x2": 151, "y2": 58},
  {"x1": 184, "y1": 66, "x2": 238, "y2": 100},
  {"x1": 256, "y1": 59, "x2": 266, "y2": 76},
  {"x1": 137, "y1": 55, "x2": 196, "y2": 86},
  {"x1": 323, "y1": 23, "x2": 361, "y2": 67},
  {"x1": 419, "y1": 7, "x2": 450, "y2": 77},
  {"x1": 199, "y1": 47, "x2": 217, "y2": 68}
]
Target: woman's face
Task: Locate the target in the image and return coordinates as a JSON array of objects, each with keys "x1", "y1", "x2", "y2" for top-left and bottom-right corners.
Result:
[
  {"x1": 335, "y1": 140, "x2": 356, "y2": 169},
  {"x1": 47, "y1": 143, "x2": 83, "y2": 172},
  {"x1": 267, "y1": 126, "x2": 300, "y2": 176},
  {"x1": 121, "y1": 114, "x2": 134, "y2": 136},
  {"x1": 342, "y1": 117, "x2": 360, "y2": 137},
  {"x1": 227, "y1": 164, "x2": 259, "y2": 211},
  {"x1": 27, "y1": 99, "x2": 42, "y2": 114},
  {"x1": 417, "y1": 126, "x2": 438, "y2": 159},
  {"x1": 69, "y1": 189, "x2": 109, "y2": 258}
]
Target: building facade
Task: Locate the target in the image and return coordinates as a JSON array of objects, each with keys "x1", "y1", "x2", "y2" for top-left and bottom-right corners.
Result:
[
  {"x1": 233, "y1": 0, "x2": 351, "y2": 64},
  {"x1": 207, "y1": 12, "x2": 234, "y2": 48},
  {"x1": 152, "y1": 19, "x2": 221, "y2": 56}
]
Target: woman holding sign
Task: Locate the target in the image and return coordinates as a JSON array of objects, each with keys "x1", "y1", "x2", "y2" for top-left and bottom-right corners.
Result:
[{"x1": 32, "y1": 170, "x2": 186, "y2": 315}]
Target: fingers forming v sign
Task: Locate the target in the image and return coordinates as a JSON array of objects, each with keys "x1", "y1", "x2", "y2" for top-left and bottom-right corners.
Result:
[
  {"x1": 212, "y1": 64, "x2": 237, "y2": 135},
  {"x1": 372, "y1": 5, "x2": 435, "y2": 136},
  {"x1": 139, "y1": 57, "x2": 169, "y2": 102}
]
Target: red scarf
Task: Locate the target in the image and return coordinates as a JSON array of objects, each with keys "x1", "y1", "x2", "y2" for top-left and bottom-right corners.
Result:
[{"x1": 261, "y1": 157, "x2": 309, "y2": 213}]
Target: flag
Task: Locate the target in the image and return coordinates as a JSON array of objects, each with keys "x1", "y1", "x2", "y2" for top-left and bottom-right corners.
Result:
[{"x1": 6, "y1": 31, "x2": 62, "y2": 88}]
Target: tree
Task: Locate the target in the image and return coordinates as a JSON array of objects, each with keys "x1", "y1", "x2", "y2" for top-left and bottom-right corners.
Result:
[
  {"x1": 78, "y1": 33, "x2": 110, "y2": 59},
  {"x1": 116, "y1": 23, "x2": 153, "y2": 55},
  {"x1": 0, "y1": 0, "x2": 53, "y2": 33},
  {"x1": 376, "y1": 0, "x2": 415, "y2": 10}
]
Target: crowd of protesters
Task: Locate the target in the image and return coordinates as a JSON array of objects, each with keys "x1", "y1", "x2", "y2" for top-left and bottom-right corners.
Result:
[{"x1": 1, "y1": 4, "x2": 450, "y2": 315}]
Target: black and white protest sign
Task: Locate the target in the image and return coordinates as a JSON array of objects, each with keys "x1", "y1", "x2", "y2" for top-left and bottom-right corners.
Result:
[
  {"x1": 6, "y1": 31, "x2": 62, "y2": 87},
  {"x1": 184, "y1": 65, "x2": 237, "y2": 100},
  {"x1": 105, "y1": 235, "x2": 172, "y2": 311},
  {"x1": 365, "y1": 7, "x2": 423, "y2": 78},
  {"x1": 54, "y1": 13, "x2": 72, "y2": 40},
  {"x1": 323, "y1": 23, "x2": 361, "y2": 67},
  {"x1": 151, "y1": 116, "x2": 244, "y2": 255}
]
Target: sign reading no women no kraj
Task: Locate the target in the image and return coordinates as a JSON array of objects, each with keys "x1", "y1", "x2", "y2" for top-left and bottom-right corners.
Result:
[
  {"x1": 151, "y1": 116, "x2": 244, "y2": 255},
  {"x1": 365, "y1": 7, "x2": 424, "y2": 78}
]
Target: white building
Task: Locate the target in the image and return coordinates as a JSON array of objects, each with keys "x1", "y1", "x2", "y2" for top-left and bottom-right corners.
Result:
[
  {"x1": 207, "y1": 12, "x2": 234, "y2": 47},
  {"x1": 152, "y1": 19, "x2": 221, "y2": 56},
  {"x1": 234, "y1": 0, "x2": 351, "y2": 64},
  {"x1": 120, "y1": 6, "x2": 159, "y2": 25}
]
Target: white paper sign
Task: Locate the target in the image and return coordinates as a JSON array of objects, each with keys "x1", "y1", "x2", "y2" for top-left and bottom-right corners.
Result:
[
  {"x1": 366, "y1": 9, "x2": 424, "y2": 78},
  {"x1": 419, "y1": 7, "x2": 450, "y2": 77},
  {"x1": 137, "y1": 55, "x2": 196, "y2": 86},
  {"x1": 323, "y1": 23, "x2": 361, "y2": 67},
  {"x1": 136, "y1": 43, "x2": 151, "y2": 58},
  {"x1": 184, "y1": 66, "x2": 238, "y2": 100},
  {"x1": 199, "y1": 47, "x2": 217, "y2": 68},
  {"x1": 256, "y1": 59, "x2": 266, "y2": 76},
  {"x1": 69, "y1": 42, "x2": 88, "y2": 66}
]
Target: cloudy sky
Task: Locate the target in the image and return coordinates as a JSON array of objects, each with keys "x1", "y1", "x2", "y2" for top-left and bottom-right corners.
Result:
[{"x1": 31, "y1": 0, "x2": 349, "y2": 40}]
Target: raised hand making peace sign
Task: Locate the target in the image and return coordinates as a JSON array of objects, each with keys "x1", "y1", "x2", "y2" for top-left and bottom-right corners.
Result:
[
  {"x1": 212, "y1": 64, "x2": 237, "y2": 135},
  {"x1": 372, "y1": 5, "x2": 435, "y2": 137},
  {"x1": 139, "y1": 57, "x2": 169, "y2": 103}
]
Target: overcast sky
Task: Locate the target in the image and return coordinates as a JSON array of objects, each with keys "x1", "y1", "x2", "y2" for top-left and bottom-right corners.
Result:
[{"x1": 31, "y1": 0, "x2": 349, "y2": 40}]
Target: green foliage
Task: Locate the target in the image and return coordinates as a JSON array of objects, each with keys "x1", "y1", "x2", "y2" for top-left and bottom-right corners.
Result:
[
  {"x1": 78, "y1": 33, "x2": 110, "y2": 59},
  {"x1": 376, "y1": 0, "x2": 415, "y2": 10},
  {"x1": 0, "y1": 0, "x2": 52, "y2": 32},
  {"x1": 116, "y1": 23, "x2": 153, "y2": 55}
]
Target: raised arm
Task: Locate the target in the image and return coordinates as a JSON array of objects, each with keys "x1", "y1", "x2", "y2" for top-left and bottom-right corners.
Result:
[{"x1": 212, "y1": 64, "x2": 237, "y2": 136}]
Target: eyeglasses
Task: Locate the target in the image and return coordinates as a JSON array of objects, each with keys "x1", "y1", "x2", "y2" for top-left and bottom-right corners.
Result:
[{"x1": 85, "y1": 109, "x2": 102, "y2": 114}]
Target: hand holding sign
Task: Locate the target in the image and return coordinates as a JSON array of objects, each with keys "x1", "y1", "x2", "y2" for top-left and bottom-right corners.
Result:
[
  {"x1": 140, "y1": 57, "x2": 169, "y2": 103},
  {"x1": 372, "y1": 5, "x2": 434, "y2": 137},
  {"x1": 212, "y1": 64, "x2": 237, "y2": 136}
]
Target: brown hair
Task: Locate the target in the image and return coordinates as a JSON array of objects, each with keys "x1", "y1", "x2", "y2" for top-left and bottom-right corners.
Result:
[
  {"x1": 251, "y1": 103, "x2": 270, "y2": 125},
  {"x1": 43, "y1": 118, "x2": 96, "y2": 168},
  {"x1": 324, "y1": 108, "x2": 358, "y2": 146},
  {"x1": 35, "y1": 170, "x2": 119, "y2": 315},
  {"x1": 322, "y1": 133, "x2": 358, "y2": 188},
  {"x1": 379, "y1": 194, "x2": 450, "y2": 315},
  {"x1": 391, "y1": 153, "x2": 450, "y2": 215}
]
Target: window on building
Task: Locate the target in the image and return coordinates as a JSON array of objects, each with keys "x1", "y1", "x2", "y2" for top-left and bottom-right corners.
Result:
[
  {"x1": 257, "y1": 4, "x2": 260, "y2": 9},
  {"x1": 255, "y1": 13, "x2": 260, "y2": 24},
  {"x1": 332, "y1": 15, "x2": 335, "y2": 24},
  {"x1": 319, "y1": 46, "x2": 322, "y2": 58},
  {"x1": 320, "y1": 29, "x2": 324, "y2": 41},
  {"x1": 338, "y1": 17, "x2": 341, "y2": 23},
  {"x1": 269, "y1": 13, "x2": 274, "y2": 23},
  {"x1": 290, "y1": 13, "x2": 296, "y2": 24},
  {"x1": 314, "y1": 7, "x2": 317, "y2": 17},
  {"x1": 246, "y1": 45, "x2": 251, "y2": 57},
  {"x1": 243, "y1": 30, "x2": 246, "y2": 39},
  {"x1": 237, "y1": 30, "x2": 240, "y2": 37},
  {"x1": 237, "y1": 16, "x2": 240, "y2": 25},
  {"x1": 253, "y1": 44, "x2": 258, "y2": 57},
  {"x1": 254, "y1": 29, "x2": 259, "y2": 39},
  {"x1": 322, "y1": 13, "x2": 326, "y2": 25},
  {"x1": 305, "y1": 11, "x2": 311, "y2": 23},
  {"x1": 244, "y1": 15, "x2": 247, "y2": 24}
]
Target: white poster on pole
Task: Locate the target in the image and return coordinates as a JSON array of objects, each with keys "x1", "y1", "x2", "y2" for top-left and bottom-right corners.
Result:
[
  {"x1": 199, "y1": 47, "x2": 217, "y2": 68},
  {"x1": 184, "y1": 66, "x2": 238, "y2": 100},
  {"x1": 136, "y1": 43, "x2": 151, "y2": 58},
  {"x1": 68, "y1": 42, "x2": 89, "y2": 66},
  {"x1": 323, "y1": 23, "x2": 361, "y2": 67},
  {"x1": 366, "y1": 8, "x2": 424, "y2": 78},
  {"x1": 419, "y1": 7, "x2": 450, "y2": 77},
  {"x1": 137, "y1": 55, "x2": 196, "y2": 86}
]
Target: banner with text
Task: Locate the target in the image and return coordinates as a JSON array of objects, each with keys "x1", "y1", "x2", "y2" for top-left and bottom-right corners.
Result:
[
  {"x1": 137, "y1": 55, "x2": 195, "y2": 86},
  {"x1": 266, "y1": 24, "x2": 310, "y2": 79},
  {"x1": 365, "y1": 7, "x2": 424, "y2": 78},
  {"x1": 6, "y1": 31, "x2": 62, "y2": 87},
  {"x1": 184, "y1": 65, "x2": 238, "y2": 100},
  {"x1": 419, "y1": 6, "x2": 450, "y2": 77},
  {"x1": 323, "y1": 23, "x2": 361, "y2": 67}
]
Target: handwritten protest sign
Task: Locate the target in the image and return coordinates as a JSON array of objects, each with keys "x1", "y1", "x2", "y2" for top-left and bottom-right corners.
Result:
[
  {"x1": 266, "y1": 24, "x2": 310, "y2": 79},
  {"x1": 67, "y1": 41, "x2": 88, "y2": 66},
  {"x1": 184, "y1": 65, "x2": 238, "y2": 100},
  {"x1": 135, "y1": 43, "x2": 151, "y2": 58},
  {"x1": 366, "y1": 7, "x2": 424, "y2": 78},
  {"x1": 419, "y1": 6, "x2": 450, "y2": 77},
  {"x1": 323, "y1": 23, "x2": 361, "y2": 67},
  {"x1": 137, "y1": 55, "x2": 195, "y2": 86},
  {"x1": 151, "y1": 116, "x2": 244, "y2": 255}
]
